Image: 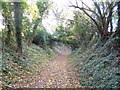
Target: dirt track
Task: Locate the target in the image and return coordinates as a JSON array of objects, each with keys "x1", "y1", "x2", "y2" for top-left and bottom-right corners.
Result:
[{"x1": 28, "y1": 46, "x2": 81, "y2": 88}]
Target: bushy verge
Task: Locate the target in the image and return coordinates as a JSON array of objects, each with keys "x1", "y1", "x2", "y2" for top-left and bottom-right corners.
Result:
[{"x1": 70, "y1": 36, "x2": 119, "y2": 88}]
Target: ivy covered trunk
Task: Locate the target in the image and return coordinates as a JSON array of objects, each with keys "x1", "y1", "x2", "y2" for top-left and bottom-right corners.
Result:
[
  {"x1": 5, "y1": 15, "x2": 11, "y2": 44},
  {"x1": 2, "y1": 2, "x2": 13, "y2": 44},
  {"x1": 117, "y1": 1, "x2": 120, "y2": 32},
  {"x1": 115, "y1": 1, "x2": 120, "y2": 50},
  {"x1": 14, "y1": 2, "x2": 23, "y2": 57}
]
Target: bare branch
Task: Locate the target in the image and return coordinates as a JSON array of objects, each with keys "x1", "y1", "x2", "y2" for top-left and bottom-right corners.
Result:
[
  {"x1": 69, "y1": 5, "x2": 96, "y2": 14},
  {"x1": 67, "y1": 19, "x2": 93, "y2": 29},
  {"x1": 80, "y1": 0, "x2": 93, "y2": 12},
  {"x1": 93, "y1": 1, "x2": 103, "y2": 19},
  {"x1": 69, "y1": 5, "x2": 99, "y2": 28},
  {"x1": 68, "y1": 0, "x2": 74, "y2": 6},
  {"x1": 75, "y1": 0, "x2": 78, "y2": 6}
]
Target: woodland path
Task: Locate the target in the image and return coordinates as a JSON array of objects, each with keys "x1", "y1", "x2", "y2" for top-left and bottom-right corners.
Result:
[{"x1": 27, "y1": 46, "x2": 81, "y2": 88}]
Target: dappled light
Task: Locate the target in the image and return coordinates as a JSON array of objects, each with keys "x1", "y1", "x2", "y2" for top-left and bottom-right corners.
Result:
[{"x1": 0, "y1": 0, "x2": 119, "y2": 89}]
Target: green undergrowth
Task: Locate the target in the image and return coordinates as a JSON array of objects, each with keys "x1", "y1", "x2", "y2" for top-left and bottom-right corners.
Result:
[
  {"x1": 71, "y1": 36, "x2": 119, "y2": 88},
  {"x1": 1, "y1": 41, "x2": 57, "y2": 88}
]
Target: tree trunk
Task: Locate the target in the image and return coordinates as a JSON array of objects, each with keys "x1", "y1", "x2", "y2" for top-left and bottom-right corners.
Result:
[
  {"x1": 110, "y1": 18, "x2": 113, "y2": 34},
  {"x1": 5, "y1": 19, "x2": 11, "y2": 44},
  {"x1": 117, "y1": 1, "x2": 120, "y2": 33},
  {"x1": 70, "y1": 1, "x2": 115, "y2": 41},
  {"x1": 28, "y1": 18, "x2": 40, "y2": 43},
  {"x1": 5, "y1": 15, "x2": 13, "y2": 44},
  {"x1": 108, "y1": 3, "x2": 114, "y2": 35},
  {"x1": 14, "y1": 2, "x2": 23, "y2": 57},
  {"x1": 113, "y1": 1, "x2": 120, "y2": 51},
  {"x1": 3, "y1": 3, "x2": 13, "y2": 44}
]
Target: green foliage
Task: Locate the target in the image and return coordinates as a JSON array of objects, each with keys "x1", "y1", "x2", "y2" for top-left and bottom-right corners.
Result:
[
  {"x1": 1, "y1": 2, "x2": 14, "y2": 44},
  {"x1": 56, "y1": 25, "x2": 64, "y2": 31},
  {"x1": 36, "y1": 0, "x2": 49, "y2": 16},
  {"x1": 22, "y1": 16, "x2": 33, "y2": 41},
  {"x1": 32, "y1": 27, "x2": 53, "y2": 49},
  {"x1": 54, "y1": 25, "x2": 76, "y2": 47},
  {"x1": 73, "y1": 11, "x2": 94, "y2": 45},
  {"x1": 53, "y1": 11, "x2": 95, "y2": 49},
  {"x1": 1, "y1": 2, "x2": 28, "y2": 50}
]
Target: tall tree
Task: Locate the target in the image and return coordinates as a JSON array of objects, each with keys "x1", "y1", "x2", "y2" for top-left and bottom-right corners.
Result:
[
  {"x1": 69, "y1": 0, "x2": 116, "y2": 39},
  {"x1": 14, "y1": 2, "x2": 25, "y2": 57},
  {"x1": 28, "y1": 1, "x2": 49, "y2": 43},
  {"x1": 52, "y1": 8, "x2": 64, "y2": 26},
  {"x1": 2, "y1": 2, "x2": 14, "y2": 44},
  {"x1": 73, "y1": 11, "x2": 94, "y2": 45},
  {"x1": 117, "y1": 1, "x2": 120, "y2": 33},
  {"x1": 114, "y1": 1, "x2": 120, "y2": 50}
]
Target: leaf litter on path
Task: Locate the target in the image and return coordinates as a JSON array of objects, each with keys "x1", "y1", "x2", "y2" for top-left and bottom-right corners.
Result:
[{"x1": 24, "y1": 46, "x2": 81, "y2": 88}]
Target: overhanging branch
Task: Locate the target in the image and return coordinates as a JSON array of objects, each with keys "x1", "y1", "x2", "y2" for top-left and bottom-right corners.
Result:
[{"x1": 69, "y1": 5, "x2": 100, "y2": 30}]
